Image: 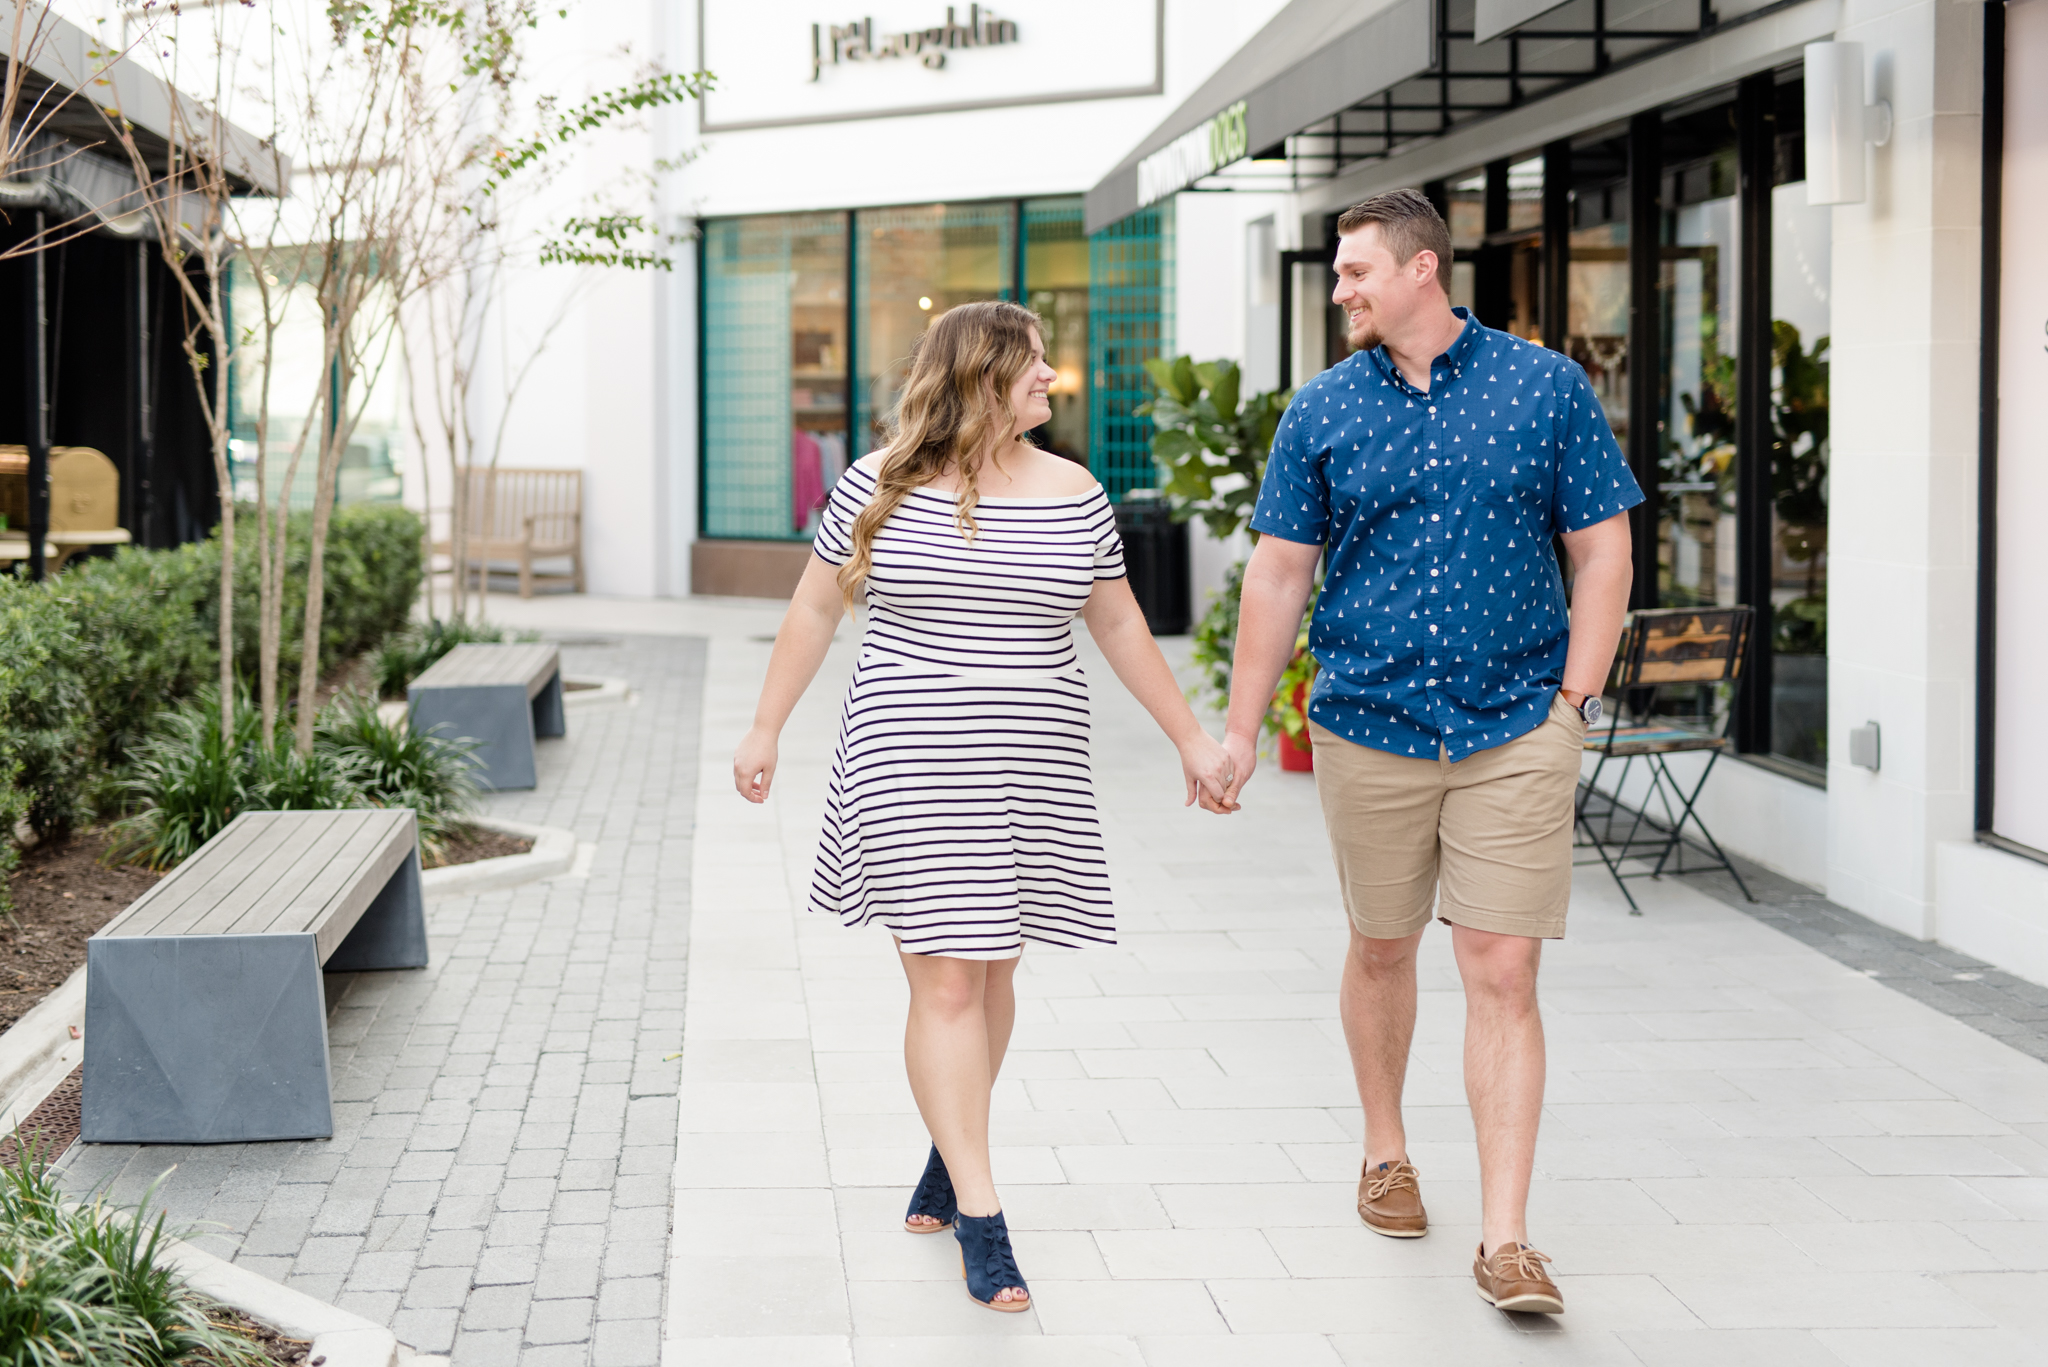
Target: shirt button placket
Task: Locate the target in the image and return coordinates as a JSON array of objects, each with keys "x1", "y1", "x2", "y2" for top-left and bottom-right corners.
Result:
[{"x1": 1431, "y1": 394, "x2": 1443, "y2": 716}]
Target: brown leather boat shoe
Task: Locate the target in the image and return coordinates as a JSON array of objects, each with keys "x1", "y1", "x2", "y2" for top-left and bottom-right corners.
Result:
[
  {"x1": 1357, "y1": 1159, "x2": 1427, "y2": 1238},
  {"x1": 1473, "y1": 1242, "x2": 1563, "y2": 1314}
]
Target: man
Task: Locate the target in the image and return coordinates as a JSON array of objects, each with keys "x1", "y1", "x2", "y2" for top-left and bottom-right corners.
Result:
[{"x1": 1220, "y1": 189, "x2": 1640, "y2": 1315}]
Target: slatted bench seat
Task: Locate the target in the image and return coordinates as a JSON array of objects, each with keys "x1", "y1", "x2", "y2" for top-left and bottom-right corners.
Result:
[
  {"x1": 407, "y1": 642, "x2": 565, "y2": 791},
  {"x1": 81, "y1": 808, "x2": 427, "y2": 1145}
]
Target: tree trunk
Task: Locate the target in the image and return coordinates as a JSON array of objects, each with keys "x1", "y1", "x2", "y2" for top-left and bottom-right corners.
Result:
[
  {"x1": 294, "y1": 413, "x2": 344, "y2": 753},
  {"x1": 207, "y1": 271, "x2": 235, "y2": 739}
]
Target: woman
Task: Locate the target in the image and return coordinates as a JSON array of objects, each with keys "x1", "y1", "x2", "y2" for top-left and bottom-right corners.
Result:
[{"x1": 733, "y1": 300, "x2": 1235, "y2": 1312}]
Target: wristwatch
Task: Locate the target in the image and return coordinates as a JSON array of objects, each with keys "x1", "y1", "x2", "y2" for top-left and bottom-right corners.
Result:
[{"x1": 1563, "y1": 690, "x2": 1602, "y2": 726}]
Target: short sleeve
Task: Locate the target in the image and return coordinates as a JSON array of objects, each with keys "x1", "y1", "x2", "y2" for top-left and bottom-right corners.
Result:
[
  {"x1": 1085, "y1": 488, "x2": 1126, "y2": 580},
  {"x1": 1247, "y1": 393, "x2": 1330, "y2": 545},
  {"x1": 810, "y1": 465, "x2": 874, "y2": 566},
  {"x1": 1550, "y1": 364, "x2": 1645, "y2": 532}
]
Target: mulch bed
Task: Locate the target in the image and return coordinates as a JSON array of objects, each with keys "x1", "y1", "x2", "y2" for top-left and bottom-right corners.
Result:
[
  {"x1": 201, "y1": 1310, "x2": 314, "y2": 1365},
  {"x1": 2, "y1": 829, "x2": 161, "y2": 1035},
  {"x1": 423, "y1": 824, "x2": 534, "y2": 870}
]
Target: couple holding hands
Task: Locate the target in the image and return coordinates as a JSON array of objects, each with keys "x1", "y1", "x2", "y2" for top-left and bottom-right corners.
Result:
[{"x1": 732, "y1": 188, "x2": 1642, "y2": 1318}]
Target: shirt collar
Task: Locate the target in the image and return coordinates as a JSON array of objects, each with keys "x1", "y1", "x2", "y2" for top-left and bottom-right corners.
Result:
[{"x1": 1368, "y1": 307, "x2": 1483, "y2": 395}]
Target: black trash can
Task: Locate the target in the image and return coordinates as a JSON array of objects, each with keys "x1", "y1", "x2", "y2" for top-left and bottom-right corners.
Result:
[{"x1": 1112, "y1": 497, "x2": 1191, "y2": 636}]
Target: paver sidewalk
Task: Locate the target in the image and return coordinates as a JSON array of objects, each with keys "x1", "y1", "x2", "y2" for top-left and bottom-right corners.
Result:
[
  {"x1": 669, "y1": 616, "x2": 2048, "y2": 1367},
  {"x1": 60, "y1": 633, "x2": 704, "y2": 1367}
]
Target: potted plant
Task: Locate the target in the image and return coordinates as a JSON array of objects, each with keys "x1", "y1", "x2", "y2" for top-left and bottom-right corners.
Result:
[
  {"x1": 1269, "y1": 628, "x2": 1319, "y2": 771},
  {"x1": 1140, "y1": 357, "x2": 1313, "y2": 764}
]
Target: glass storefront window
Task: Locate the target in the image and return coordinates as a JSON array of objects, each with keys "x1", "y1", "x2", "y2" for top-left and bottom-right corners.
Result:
[
  {"x1": 1767, "y1": 109, "x2": 1831, "y2": 770},
  {"x1": 1024, "y1": 197, "x2": 1090, "y2": 466},
  {"x1": 1448, "y1": 158, "x2": 1544, "y2": 340},
  {"x1": 1658, "y1": 97, "x2": 1741, "y2": 609},
  {"x1": 704, "y1": 213, "x2": 848, "y2": 540},
  {"x1": 853, "y1": 203, "x2": 1015, "y2": 457},
  {"x1": 1088, "y1": 201, "x2": 1173, "y2": 496},
  {"x1": 1502, "y1": 157, "x2": 1545, "y2": 343},
  {"x1": 1444, "y1": 174, "x2": 1485, "y2": 314},
  {"x1": 1568, "y1": 132, "x2": 1631, "y2": 453}
]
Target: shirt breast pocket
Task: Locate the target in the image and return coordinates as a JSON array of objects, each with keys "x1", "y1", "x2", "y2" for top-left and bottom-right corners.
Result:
[{"x1": 1458, "y1": 419, "x2": 1550, "y2": 514}]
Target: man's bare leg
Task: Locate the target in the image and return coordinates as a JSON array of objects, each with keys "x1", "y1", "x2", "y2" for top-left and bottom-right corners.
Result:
[
  {"x1": 1450, "y1": 924, "x2": 1545, "y2": 1254},
  {"x1": 1340, "y1": 926, "x2": 1425, "y2": 1165}
]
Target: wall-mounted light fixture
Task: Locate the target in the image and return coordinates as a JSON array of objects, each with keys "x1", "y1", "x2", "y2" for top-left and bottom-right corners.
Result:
[{"x1": 1805, "y1": 41, "x2": 1892, "y2": 205}]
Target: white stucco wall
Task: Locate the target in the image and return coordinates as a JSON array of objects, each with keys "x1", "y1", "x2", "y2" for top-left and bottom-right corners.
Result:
[{"x1": 1824, "y1": 0, "x2": 1984, "y2": 938}]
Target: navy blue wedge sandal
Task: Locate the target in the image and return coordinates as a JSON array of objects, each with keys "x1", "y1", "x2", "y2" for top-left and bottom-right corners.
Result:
[
  {"x1": 955, "y1": 1210, "x2": 1030, "y2": 1312},
  {"x1": 904, "y1": 1145, "x2": 957, "y2": 1233}
]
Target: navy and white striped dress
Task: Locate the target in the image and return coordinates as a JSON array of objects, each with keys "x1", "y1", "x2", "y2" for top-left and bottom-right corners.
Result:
[{"x1": 808, "y1": 463, "x2": 1126, "y2": 959}]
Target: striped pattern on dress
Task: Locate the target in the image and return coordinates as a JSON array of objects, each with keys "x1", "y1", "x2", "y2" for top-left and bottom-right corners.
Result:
[{"x1": 808, "y1": 463, "x2": 1125, "y2": 959}]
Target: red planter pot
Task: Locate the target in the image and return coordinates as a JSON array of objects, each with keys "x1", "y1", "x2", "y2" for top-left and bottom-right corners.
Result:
[
  {"x1": 1278, "y1": 728, "x2": 1314, "y2": 772},
  {"x1": 1277, "y1": 680, "x2": 1313, "y2": 772}
]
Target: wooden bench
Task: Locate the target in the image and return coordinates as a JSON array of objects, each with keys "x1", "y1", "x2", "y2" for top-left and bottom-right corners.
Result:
[
  {"x1": 407, "y1": 642, "x2": 565, "y2": 791},
  {"x1": 440, "y1": 466, "x2": 585, "y2": 598},
  {"x1": 81, "y1": 809, "x2": 426, "y2": 1145}
]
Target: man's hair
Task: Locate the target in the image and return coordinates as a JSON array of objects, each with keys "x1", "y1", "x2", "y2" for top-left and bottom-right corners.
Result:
[{"x1": 1335, "y1": 189, "x2": 1452, "y2": 293}]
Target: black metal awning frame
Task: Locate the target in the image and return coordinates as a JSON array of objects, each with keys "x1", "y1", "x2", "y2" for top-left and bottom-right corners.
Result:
[{"x1": 1206, "y1": 0, "x2": 1797, "y2": 194}]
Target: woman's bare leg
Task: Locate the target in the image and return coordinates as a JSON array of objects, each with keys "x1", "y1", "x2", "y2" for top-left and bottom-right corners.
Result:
[
  {"x1": 898, "y1": 948, "x2": 1027, "y2": 1302},
  {"x1": 900, "y1": 950, "x2": 999, "y2": 1214},
  {"x1": 983, "y1": 954, "x2": 1020, "y2": 1079}
]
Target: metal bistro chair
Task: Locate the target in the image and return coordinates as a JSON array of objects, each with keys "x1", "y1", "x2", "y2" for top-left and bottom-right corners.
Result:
[{"x1": 1575, "y1": 606, "x2": 1757, "y2": 914}]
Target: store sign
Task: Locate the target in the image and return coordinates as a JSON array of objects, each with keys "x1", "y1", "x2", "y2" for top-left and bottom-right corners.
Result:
[
  {"x1": 1135, "y1": 100, "x2": 1248, "y2": 207},
  {"x1": 699, "y1": 0, "x2": 1161, "y2": 132},
  {"x1": 810, "y1": 8, "x2": 1019, "y2": 82}
]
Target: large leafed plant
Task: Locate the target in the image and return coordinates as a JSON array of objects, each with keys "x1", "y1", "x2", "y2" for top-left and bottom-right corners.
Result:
[
  {"x1": 1139, "y1": 357, "x2": 1313, "y2": 740},
  {"x1": 1137, "y1": 357, "x2": 1292, "y2": 542}
]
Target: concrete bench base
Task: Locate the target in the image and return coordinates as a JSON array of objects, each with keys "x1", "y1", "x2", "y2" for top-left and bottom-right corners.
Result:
[
  {"x1": 82, "y1": 812, "x2": 425, "y2": 1145},
  {"x1": 408, "y1": 644, "x2": 564, "y2": 791}
]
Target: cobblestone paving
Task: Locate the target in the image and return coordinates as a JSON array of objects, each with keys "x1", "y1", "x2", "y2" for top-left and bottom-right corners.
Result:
[{"x1": 59, "y1": 634, "x2": 704, "y2": 1367}]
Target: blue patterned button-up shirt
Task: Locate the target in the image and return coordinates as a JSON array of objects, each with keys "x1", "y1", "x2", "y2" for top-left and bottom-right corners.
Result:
[{"x1": 1249, "y1": 309, "x2": 1644, "y2": 761}]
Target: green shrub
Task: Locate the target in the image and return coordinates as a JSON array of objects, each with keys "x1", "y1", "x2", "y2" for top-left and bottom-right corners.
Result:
[
  {"x1": 316, "y1": 692, "x2": 478, "y2": 849},
  {"x1": 113, "y1": 688, "x2": 476, "y2": 869},
  {"x1": 0, "y1": 504, "x2": 425, "y2": 861},
  {"x1": 0, "y1": 1154, "x2": 268, "y2": 1366},
  {"x1": 374, "y1": 616, "x2": 538, "y2": 699},
  {"x1": 48, "y1": 547, "x2": 218, "y2": 778},
  {"x1": 0, "y1": 596, "x2": 93, "y2": 842},
  {"x1": 107, "y1": 694, "x2": 262, "y2": 871}
]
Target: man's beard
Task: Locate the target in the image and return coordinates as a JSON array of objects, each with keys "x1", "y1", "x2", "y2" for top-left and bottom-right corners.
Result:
[{"x1": 1346, "y1": 311, "x2": 1382, "y2": 353}]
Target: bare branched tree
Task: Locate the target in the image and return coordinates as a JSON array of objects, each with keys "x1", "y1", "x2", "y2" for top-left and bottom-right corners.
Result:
[
  {"x1": 95, "y1": 2, "x2": 268, "y2": 738},
  {"x1": 394, "y1": 5, "x2": 706, "y2": 622},
  {"x1": 2, "y1": 1, "x2": 170, "y2": 260}
]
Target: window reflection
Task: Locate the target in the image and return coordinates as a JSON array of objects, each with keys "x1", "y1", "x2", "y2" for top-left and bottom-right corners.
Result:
[
  {"x1": 1659, "y1": 100, "x2": 1741, "y2": 610},
  {"x1": 703, "y1": 212, "x2": 848, "y2": 541},
  {"x1": 1024, "y1": 197, "x2": 1090, "y2": 467},
  {"x1": 1568, "y1": 131, "x2": 1631, "y2": 453},
  {"x1": 1445, "y1": 158, "x2": 1544, "y2": 340},
  {"x1": 854, "y1": 203, "x2": 1014, "y2": 456},
  {"x1": 1768, "y1": 178, "x2": 1832, "y2": 769}
]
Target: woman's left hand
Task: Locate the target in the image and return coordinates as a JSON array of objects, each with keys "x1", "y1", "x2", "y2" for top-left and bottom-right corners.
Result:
[{"x1": 1179, "y1": 732, "x2": 1239, "y2": 814}]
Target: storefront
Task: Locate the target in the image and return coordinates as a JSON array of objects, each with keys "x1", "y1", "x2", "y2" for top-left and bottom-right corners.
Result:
[
  {"x1": 1071, "y1": 0, "x2": 2047, "y2": 980},
  {"x1": 693, "y1": 196, "x2": 1170, "y2": 588},
  {"x1": 480, "y1": 1, "x2": 2048, "y2": 986},
  {"x1": 679, "y1": 0, "x2": 1216, "y2": 597}
]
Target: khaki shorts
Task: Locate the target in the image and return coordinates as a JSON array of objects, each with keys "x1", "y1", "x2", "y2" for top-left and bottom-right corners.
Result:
[{"x1": 1309, "y1": 692, "x2": 1587, "y2": 941}]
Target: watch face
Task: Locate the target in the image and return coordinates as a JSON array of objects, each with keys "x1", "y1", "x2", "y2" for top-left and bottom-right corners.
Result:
[{"x1": 1581, "y1": 697, "x2": 1602, "y2": 726}]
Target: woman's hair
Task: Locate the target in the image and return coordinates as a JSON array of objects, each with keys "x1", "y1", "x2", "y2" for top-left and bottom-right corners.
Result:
[{"x1": 836, "y1": 299, "x2": 1043, "y2": 611}]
